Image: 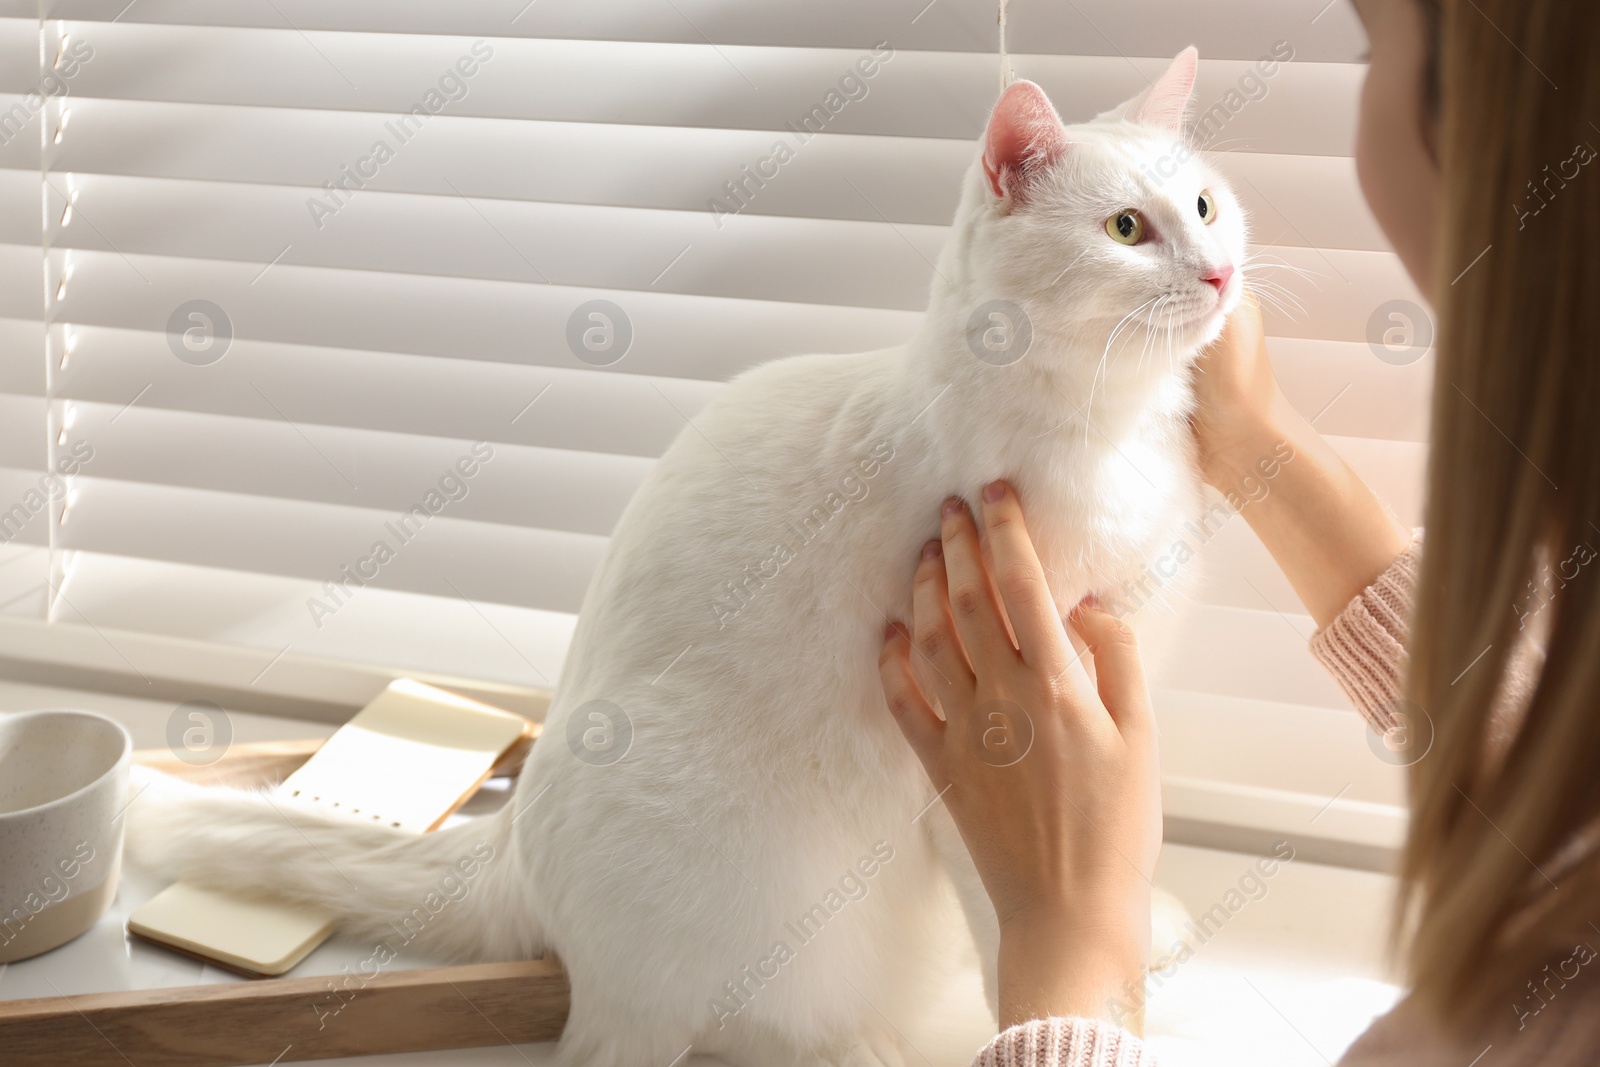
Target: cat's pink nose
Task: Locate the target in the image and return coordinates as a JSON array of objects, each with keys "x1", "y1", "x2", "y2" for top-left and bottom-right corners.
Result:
[{"x1": 1202, "y1": 265, "x2": 1235, "y2": 293}]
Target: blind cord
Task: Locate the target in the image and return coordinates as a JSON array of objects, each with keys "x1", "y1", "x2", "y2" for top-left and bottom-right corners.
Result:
[{"x1": 998, "y1": 0, "x2": 1015, "y2": 91}]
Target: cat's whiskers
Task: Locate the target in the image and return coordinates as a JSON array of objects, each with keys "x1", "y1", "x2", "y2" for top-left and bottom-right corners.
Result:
[
  {"x1": 1240, "y1": 255, "x2": 1316, "y2": 321},
  {"x1": 1168, "y1": 300, "x2": 1186, "y2": 376},
  {"x1": 1146, "y1": 294, "x2": 1178, "y2": 377},
  {"x1": 1156, "y1": 295, "x2": 1175, "y2": 358},
  {"x1": 1242, "y1": 274, "x2": 1316, "y2": 308},
  {"x1": 1241, "y1": 274, "x2": 1307, "y2": 321},
  {"x1": 1257, "y1": 289, "x2": 1301, "y2": 321},
  {"x1": 1228, "y1": 255, "x2": 1305, "y2": 319},
  {"x1": 1086, "y1": 294, "x2": 1162, "y2": 443},
  {"x1": 1166, "y1": 296, "x2": 1185, "y2": 372},
  {"x1": 1196, "y1": 136, "x2": 1255, "y2": 155},
  {"x1": 1133, "y1": 294, "x2": 1168, "y2": 377},
  {"x1": 1242, "y1": 251, "x2": 1316, "y2": 277}
]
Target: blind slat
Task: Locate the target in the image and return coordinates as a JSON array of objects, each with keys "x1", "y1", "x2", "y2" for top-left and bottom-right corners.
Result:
[
  {"x1": 43, "y1": 0, "x2": 1366, "y2": 63},
  {"x1": 66, "y1": 399, "x2": 649, "y2": 536},
  {"x1": 0, "y1": 244, "x2": 41, "y2": 320},
  {"x1": 1153, "y1": 687, "x2": 1403, "y2": 807},
  {"x1": 0, "y1": 468, "x2": 55, "y2": 549},
  {"x1": 1155, "y1": 601, "x2": 1349, "y2": 711},
  {"x1": 48, "y1": 247, "x2": 922, "y2": 374},
  {"x1": 0, "y1": 394, "x2": 43, "y2": 468},
  {"x1": 3, "y1": 543, "x2": 571, "y2": 687},
  {"x1": 0, "y1": 318, "x2": 44, "y2": 393},
  {"x1": 60, "y1": 474, "x2": 607, "y2": 612},
  {"x1": 55, "y1": 324, "x2": 719, "y2": 458}
]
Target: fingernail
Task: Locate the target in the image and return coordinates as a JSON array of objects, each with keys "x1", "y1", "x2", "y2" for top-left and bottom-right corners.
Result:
[
  {"x1": 942, "y1": 497, "x2": 963, "y2": 517},
  {"x1": 921, "y1": 539, "x2": 943, "y2": 560},
  {"x1": 982, "y1": 480, "x2": 1006, "y2": 503}
]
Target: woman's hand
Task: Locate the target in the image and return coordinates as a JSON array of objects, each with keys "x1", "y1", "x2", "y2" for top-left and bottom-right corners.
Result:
[
  {"x1": 1189, "y1": 287, "x2": 1413, "y2": 627},
  {"x1": 877, "y1": 481, "x2": 1160, "y2": 1032},
  {"x1": 1191, "y1": 288, "x2": 1289, "y2": 489}
]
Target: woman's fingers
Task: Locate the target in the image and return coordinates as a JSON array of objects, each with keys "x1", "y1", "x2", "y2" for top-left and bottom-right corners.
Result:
[
  {"x1": 911, "y1": 539, "x2": 976, "y2": 707},
  {"x1": 977, "y1": 481, "x2": 1070, "y2": 670},
  {"x1": 939, "y1": 496, "x2": 1014, "y2": 672},
  {"x1": 1067, "y1": 599, "x2": 1150, "y2": 732},
  {"x1": 877, "y1": 622, "x2": 946, "y2": 778}
]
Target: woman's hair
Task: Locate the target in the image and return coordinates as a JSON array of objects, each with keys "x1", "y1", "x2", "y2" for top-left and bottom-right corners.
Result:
[{"x1": 1403, "y1": 0, "x2": 1600, "y2": 1027}]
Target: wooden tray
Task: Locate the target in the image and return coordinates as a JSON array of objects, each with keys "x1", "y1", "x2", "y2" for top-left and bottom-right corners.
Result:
[{"x1": 0, "y1": 736, "x2": 570, "y2": 1067}]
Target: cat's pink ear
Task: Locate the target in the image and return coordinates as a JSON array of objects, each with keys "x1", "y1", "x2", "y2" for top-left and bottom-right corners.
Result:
[
  {"x1": 982, "y1": 80, "x2": 1070, "y2": 206},
  {"x1": 1102, "y1": 46, "x2": 1198, "y2": 132}
]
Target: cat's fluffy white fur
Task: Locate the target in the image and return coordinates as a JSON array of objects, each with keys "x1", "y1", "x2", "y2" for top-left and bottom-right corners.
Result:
[{"x1": 127, "y1": 48, "x2": 1246, "y2": 1067}]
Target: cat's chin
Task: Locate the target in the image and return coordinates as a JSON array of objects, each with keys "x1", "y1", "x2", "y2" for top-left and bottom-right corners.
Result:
[{"x1": 1176, "y1": 301, "x2": 1233, "y2": 347}]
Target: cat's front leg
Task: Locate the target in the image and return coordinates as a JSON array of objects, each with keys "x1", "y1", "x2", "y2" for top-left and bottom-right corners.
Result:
[{"x1": 924, "y1": 804, "x2": 1000, "y2": 1024}]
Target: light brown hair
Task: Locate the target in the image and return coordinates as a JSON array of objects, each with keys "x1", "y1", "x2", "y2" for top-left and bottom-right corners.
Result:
[{"x1": 1403, "y1": 0, "x2": 1600, "y2": 1027}]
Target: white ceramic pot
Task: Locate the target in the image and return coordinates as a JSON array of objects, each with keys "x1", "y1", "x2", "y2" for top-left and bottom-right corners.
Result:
[{"x1": 0, "y1": 709, "x2": 132, "y2": 963}]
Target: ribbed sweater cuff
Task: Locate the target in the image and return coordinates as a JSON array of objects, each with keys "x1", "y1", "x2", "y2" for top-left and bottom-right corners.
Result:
[
  {"x1": 1308, "y1": 533, "x2": 1423, "y2": 733},
  {"x1": 975, "y1": 1017, "x2": 1157, "y2": 1067}
]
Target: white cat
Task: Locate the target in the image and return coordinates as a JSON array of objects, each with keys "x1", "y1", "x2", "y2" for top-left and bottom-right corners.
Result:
[{"x1": 128, "y1": 48, "x2": 1245, "y2": 1067}]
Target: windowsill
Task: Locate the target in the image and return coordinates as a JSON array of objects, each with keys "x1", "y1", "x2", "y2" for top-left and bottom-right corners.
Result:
[{"x1": 1, "y1": 680, "x2": 1402, "y2": 1066}]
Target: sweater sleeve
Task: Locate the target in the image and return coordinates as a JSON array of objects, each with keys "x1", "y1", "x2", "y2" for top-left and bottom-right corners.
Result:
[
  {"x1": 1307, "y1": 535, "x2": 1423, "y2": 734},
  {"x1": 973, "y1": 1017, "x2": 1158, "y2": 1067}
]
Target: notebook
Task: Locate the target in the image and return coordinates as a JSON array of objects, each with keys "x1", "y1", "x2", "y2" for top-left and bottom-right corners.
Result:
[{"x1": 128, "y1": 679, "x2": 532, "y2": 976}]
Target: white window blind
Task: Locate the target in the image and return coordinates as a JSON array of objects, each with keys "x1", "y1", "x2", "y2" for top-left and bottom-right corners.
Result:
[{"x1": 0, "y1": 1, "x2": 1426, "y2": 853}]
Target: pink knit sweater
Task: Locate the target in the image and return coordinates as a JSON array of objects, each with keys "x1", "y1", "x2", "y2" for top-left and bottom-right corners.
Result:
[{"x1": 971, "y1": 539, "x2": 1599, "y2": 1066}]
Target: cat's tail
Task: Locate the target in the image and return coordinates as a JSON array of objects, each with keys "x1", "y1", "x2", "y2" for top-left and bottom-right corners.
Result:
[{"x1": 122, "y1": 764, "x2": 538, "y2": 962}]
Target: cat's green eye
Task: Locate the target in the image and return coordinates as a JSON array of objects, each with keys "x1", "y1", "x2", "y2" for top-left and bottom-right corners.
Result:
[
  {"x1": 1198, "y1": 190, "x2": 1217, "y2": 224},
  {"x1": 1106, "y1": 210, "x2": 1145, "y2": 245}
]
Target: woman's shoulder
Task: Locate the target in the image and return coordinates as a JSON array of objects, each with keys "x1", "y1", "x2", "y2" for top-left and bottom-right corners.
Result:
[{"x1": 1341, "y1": 948, "x2": 1600, "y2": 1067}]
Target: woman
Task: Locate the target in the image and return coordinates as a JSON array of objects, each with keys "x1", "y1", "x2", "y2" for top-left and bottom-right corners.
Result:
[{"x1": 877, "y1": 0, "x2": 1600, "y2": 1062}]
